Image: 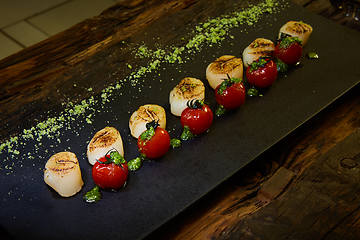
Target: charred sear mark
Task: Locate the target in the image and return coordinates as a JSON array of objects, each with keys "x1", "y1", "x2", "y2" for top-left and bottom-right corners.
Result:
[
  {"x1": 137, "y1": 107, "x2": 160, "y2": 123},
  {"x1": 91, "y1": 130, "x2": 109, "y2": 144},
  {"x1": 251, "y1": 42, "x2": 272, "y2": 48},
  {"x1": 178, "y1": 82, "x2": 199, "y2": 92},
  {"x1": 288, "y1": 23, "x2": 312, "y2": 34},
  {"x1": 56, "y1": 159, "x2": 78, "y2": 165},
  {"x1": 214, "y1": 55, "x2": 235, "y2": 64},
  {"x1": 176, "y1": 79, "x2": 203, "y2": 99},
  {"x1": 89, "y1": 128, "x2": 117, "y2": 151},
  {"x1": 211, "y1": 56, "x2": 242, "y2": 73},
  {"x1": 49, "y1": 166, "x2": 76, "y2": 172},
  {"x1": 144, "y1": 108, "x2": 158, "y2": 120}
]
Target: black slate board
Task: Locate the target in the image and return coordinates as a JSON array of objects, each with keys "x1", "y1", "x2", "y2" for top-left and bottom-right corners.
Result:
[{"x1": 1, "y1": 2, "x2": 360, "y2": 240}]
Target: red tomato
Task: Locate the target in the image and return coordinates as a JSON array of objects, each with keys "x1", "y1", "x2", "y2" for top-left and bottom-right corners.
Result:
[
  {"x1": 92, "y1": 156, "x2": 128, "y2": 190},
  {"x1": 215, "y1": 82, "x2": 246, "y2": 109},
  {"x1": 138, "y1": 127, "x2": 170, "y2": 159},
  {"x1": 274, "y1": 38, "x2": 303, "y2": 65},
  {"x1": 181, "y1": 102, "x2": 213, "y2": 135},
  {"x1": 246, "y1": 58, "x2": 278, "y2": 88}
]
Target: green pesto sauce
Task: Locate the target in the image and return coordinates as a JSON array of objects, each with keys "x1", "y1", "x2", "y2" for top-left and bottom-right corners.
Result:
[
  {"x1": 139, "y1": 126, "x2": 155, "y2": 142},
  {"x1": 215, "y1": 105, "x2": 227, "y2": 117},
  {"x1": 84, "y1": 186, "x2": 101, "y2": 203},
  {"x1": 274, "y1": 58, "x2": 288, "y2": 73},
  {"x1": 180, "y1": 126, "x2": 194, "y2": 141},
  {"x1": 0, "y1": 0, "x2": 284, "y2": 174},
  {"x1": 170, "y1": 138, "x2": 181, "y2": 148},
  {"x1": 128, "y1": 155, "x2": 144, "y2": 171},
  {"x1": 217, "y1": 77, "x2": 242, "y2": 95},
  {"x1": 247, "y1": 87, "x2": 260, "y2": 97},
  {"x1": 279, "y1": 36, "x2": 302, "y2": 48},
  {"x1": 307, "y1": 51, "x2": 319, "y2": 59}
]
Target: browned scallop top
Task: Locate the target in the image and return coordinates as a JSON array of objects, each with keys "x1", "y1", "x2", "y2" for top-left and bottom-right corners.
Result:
[
  {"x1": 250, "y1": 38, "x2": 274, "y2": 49},
  {"x1": 89, "y1": 127, "x2": 119, "y2": 152},
  {"x1": 131, "y1": 105, "x2": 162, "y2": 123},
  {"x1": 46, "y1": 152, "x2": 79, "y2": 175},
  {"x1": 175, "y1": 77, "x2": 204, "y2": 99},
  {"x1": 209, "y1": 55, "x2": 243, "y2": 74},
  {"x1": 285, "y1": 21, "x2": 312, "y2": 34}
]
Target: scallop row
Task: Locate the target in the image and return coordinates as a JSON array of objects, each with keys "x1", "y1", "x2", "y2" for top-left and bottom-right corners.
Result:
[{"x1": 43, "y1": 20, "x2": 313, "y2": 198}]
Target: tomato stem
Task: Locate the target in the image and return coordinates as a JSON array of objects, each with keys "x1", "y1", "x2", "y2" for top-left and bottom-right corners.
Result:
[
  {"x1": 146, "y1": 120, "x2": 159, "y2": 130},
  {"x1": 186, "y1": 99, "x2": 203, "y2": 109}
]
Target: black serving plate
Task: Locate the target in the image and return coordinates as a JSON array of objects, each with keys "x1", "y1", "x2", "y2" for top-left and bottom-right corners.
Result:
[{"x1": 1, "y1": 2, "x2": 360, "y2": 240}]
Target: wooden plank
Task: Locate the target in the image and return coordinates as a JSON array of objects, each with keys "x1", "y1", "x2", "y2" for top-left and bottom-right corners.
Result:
[
  {"x1": 257, "y1": 167, "x2": 295, "y2": 202},
  {"x1": 220, "y1": 129, "x2": 360, "y2": 240}
]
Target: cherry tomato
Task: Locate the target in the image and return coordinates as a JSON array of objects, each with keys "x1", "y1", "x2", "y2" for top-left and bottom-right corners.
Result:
[
  {"x1": 181, "y1": 100, "x2": 213, "y2": 135},
  {"x1": 274, "y1": 37, "x2": 303, "y2": 65},
  {"x1": 92, "y1": 154, "x2": 128, "y2": 190},
  {"x1": 246, "y1": 58, "x2": 278, "y2": 88},
  {"x1": 215, "y1": 79, "x2": 246, "y2": 109},
  {"x1": 138, "y1": 127, "x2": 170, "y2": 159}
]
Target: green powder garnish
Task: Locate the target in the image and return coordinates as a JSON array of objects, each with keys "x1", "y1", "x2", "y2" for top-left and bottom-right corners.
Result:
[{"x1": 0, "y1": 0, "x2": 283, "y2": 174}]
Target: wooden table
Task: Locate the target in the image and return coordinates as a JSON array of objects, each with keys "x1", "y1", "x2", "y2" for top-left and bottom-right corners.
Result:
[{"x1": 1, "y1": 0, "x2": 359, "y2": 239}]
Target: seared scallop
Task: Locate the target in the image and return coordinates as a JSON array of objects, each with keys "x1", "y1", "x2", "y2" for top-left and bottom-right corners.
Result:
[
  {"x1": 169, "y1": 77, "x2": 205, "y2": 116},
  {"x1": 242, "y1": 38, "x2": 275, "y2": 68},
  {"x1": 206, "y1": 55, "x2": 243, "y2": 89},
  {"x1": 44, "y1": 152, "x2": 84, "y2": 197},
  {"x1": 129, "y1": 104, "x2": 166, "y2": 138},
  {"x1": 87, "y1": 126, "x2": 124, "y2": 165},
  {"x1": 278, "y1": 21, "x2": 313, "y2": 45}
]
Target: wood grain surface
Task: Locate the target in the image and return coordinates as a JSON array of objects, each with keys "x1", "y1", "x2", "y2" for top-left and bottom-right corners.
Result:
[{"x1": 1, "y1": 0, "x2": 359, "y2": 239}]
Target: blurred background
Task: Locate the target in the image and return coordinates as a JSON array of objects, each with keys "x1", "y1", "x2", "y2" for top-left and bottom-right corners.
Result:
[
  {"x1": 0, "y1": 0, "x2": 359, "y2": 60},
  {"x1": 0, "y1": 0, "x2": 118, "y2": 60}
]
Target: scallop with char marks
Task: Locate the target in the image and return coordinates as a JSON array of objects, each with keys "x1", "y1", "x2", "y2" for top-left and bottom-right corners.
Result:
[
  {"x1": 129, "y1": 104, "x2": 166, "y2": 138},
  {"x1": 44, "y1": 152, "x2": 84, "y2": 197},
  {"x1": 242, "y1": 38, "x2": 275, "y2": 68},
  {"x1": 278, "y1": 21, "x2": 313, "y2": 45},
  {"x1": 169, "y1": 77, "x2": 205, "y2": 116},
  {"x1": 87, "y1": 126, "x2": 124, "y2": 165},
  {"x1": 206, "y1": 55, "x2": 243, "y2": 89}
]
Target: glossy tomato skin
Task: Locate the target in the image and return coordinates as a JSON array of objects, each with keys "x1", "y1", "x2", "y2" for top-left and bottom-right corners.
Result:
[
  {"x1": 181, "y1": 104, "x2": 213, "y2": 135},
  {"x1": 274, "y1": 42, "x2": 302, "y2": 65},
  {"x1": 138, "y1": 127, "x2": 170, "y2": 159},
  {"x1": 246, "y1": 60, "x2": 278, "y2": 88},
  {"x1": 215, "y1": 82, "x2": 246, "y2": 109},
  {"x1": 92, "y1": 159, "x2": 128, "y2": 190}
]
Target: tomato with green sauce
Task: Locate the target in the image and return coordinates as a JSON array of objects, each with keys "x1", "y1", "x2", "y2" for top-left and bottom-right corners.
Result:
[
  {"x1": 92, "y1": 151, "x2": 128, "y2": 190},
  {"x1": 137, "y1": 121, "x2": 171, "y2": 159}
]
